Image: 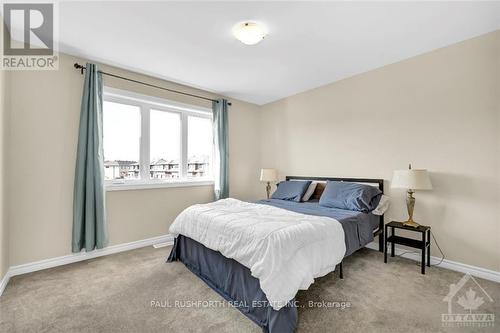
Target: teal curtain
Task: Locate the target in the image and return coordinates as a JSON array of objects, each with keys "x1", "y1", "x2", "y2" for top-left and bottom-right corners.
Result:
[
  {"x1": 72, "y1": 63, "x2": 107, "y2": 252},
  {"x1": 212, "y1": 99, "x2": 229, "y2": 200}
]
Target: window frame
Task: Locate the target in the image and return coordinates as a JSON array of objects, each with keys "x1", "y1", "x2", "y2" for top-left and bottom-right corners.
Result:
[{"x1": 103, "y1": 87, "x2": 214, "y2": 191}]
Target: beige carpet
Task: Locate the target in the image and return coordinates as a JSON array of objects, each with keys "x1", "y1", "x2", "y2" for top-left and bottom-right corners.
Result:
[{"x1": 0, "y1": 246, "x2": 498, "y2": 332}]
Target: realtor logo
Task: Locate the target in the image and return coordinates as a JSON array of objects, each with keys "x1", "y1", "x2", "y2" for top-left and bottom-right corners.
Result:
[
  {"x1": 1, "y1": 2, "x2": 58, "y2": 69},
  {"x1": 442, "y1": 273, "x2": 495, "y2": 328}
]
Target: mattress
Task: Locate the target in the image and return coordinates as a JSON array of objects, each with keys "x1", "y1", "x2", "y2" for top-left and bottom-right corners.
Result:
[
  {"x1": 168, "y1": 199, "x2": 380, "y2": 332},
  {"x1": 257, "y1": 199, "x2": 379, "y2": 256}
]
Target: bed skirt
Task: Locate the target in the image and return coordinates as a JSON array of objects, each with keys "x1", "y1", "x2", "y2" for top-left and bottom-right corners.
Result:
[{"x1": 167, "y1": 235, "x2": 298, "y2": 333}]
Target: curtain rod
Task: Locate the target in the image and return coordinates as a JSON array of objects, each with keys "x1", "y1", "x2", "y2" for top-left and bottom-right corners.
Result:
[{"x1": 73, "y1": 63, "x2": 231, "y2": 105}]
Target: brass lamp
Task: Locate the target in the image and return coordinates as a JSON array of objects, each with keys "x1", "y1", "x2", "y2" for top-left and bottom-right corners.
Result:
[
  {"x1": 391, "y1": 164, "x2": 433, "y2": 228},
  {"x1": 260, "y1": 168, "x2": 278, "y2": 199}
]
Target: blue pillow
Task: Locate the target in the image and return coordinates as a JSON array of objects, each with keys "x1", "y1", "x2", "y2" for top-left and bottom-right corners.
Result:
[
  {"x1": 319, "y1": 181, "x2": 382, "y2": 212},
  {"x1": 271, "y1": 181, "x2": 312, "y2": 202}
]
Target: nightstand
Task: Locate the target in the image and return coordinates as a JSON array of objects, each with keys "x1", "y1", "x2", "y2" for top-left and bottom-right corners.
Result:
[{"x1": 384, "y1": 221, "x2": 431, "y2": 274}]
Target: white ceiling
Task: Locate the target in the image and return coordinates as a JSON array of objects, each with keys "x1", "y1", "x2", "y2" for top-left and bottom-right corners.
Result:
[{"x1": 58, "y1": 1, "x2": 500, "y2": 105}]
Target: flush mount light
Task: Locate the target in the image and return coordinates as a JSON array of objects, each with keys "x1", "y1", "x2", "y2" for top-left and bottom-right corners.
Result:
[{"x1": 232, "y1": 22, "x2": 267, "y2": 45}]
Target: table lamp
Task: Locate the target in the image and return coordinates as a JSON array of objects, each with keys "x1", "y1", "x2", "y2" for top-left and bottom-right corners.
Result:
[
  {"x1": 391, "y1": 164, "x2": 432, "y2": 228},
  {"x1": 260, "y1": 168, "x2": 278, "y2": 199}
]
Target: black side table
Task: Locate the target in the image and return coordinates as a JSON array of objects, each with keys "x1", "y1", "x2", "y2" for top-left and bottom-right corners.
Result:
[{"x1": 384, "y1": 221, "x2": 431, "y2": 274}]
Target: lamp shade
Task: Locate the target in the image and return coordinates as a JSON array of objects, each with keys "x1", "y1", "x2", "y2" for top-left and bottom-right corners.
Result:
[
  {"x1": 260, "y1": 168, "x2": 278, "y2": 182},
  {"x1": 391, "y1": 169, "x2": 432, "y2": 190}
]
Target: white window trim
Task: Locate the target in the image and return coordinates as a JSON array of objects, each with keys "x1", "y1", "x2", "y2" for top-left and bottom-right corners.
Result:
[
  {"x1": 106, "y1": 180, "x2": 214, "y2": 192},
  {"x1": 103, "y1": 87, "x2": 214, "y2": 191}
]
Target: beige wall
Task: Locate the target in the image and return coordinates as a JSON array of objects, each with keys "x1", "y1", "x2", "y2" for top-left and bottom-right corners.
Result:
[
  {"x1": 497, "y1": 31, "x2": 500, "y2": 272},
  {"x1": 7, "y1": 53, "x2": 261, "y2": 266},
  {"x1": 4, "y1": 31, "x2": 499, "y2": 274},
  {"x1": 260, "y1": 31, "x2": 500, "y2": 271},
  {"x1": 0, "y1": 68, "x2": 8, "y2": 279}
]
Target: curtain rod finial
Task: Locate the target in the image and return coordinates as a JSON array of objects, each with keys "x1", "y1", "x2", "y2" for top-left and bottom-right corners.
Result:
[{"x1": 74, "y1": 63, "x2": 84, "y2": 74}]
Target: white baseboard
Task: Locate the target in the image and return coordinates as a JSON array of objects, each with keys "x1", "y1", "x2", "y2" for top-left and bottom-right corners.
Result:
[
  {"x1": 0, "y1": 271, "x2": 10, "y2": 297},
  {"x1": 365, "y1": 242, "x2": 500, "y2": 283},
  {"x1": 0, "y1": 234, "x2": 174, "y2": 297},
  {"x1": 153, "y1": 242, "x2": 172, "y2": 249},
  {"x1": 3, "y1": 236, "x2": 498, "y2": 297}
]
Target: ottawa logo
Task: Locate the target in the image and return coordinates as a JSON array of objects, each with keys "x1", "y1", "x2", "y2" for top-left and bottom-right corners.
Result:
[{"x1": 442, "y1": 273, "x2": 495, "y2": 328}]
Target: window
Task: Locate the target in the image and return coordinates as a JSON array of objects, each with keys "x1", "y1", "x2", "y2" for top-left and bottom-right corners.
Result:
[
  {"x1": 150, "y1": 110, "x2": 181, "y2": 180},
  {"x1": 103, "y1": 87, "x2": 213, "y2": 190},
  {"x1": 187, "y1": 116, "x2": 213, "y2": 178},
  {"x1": 103, "y1": 101, "x2": 141, "y2": 181}
]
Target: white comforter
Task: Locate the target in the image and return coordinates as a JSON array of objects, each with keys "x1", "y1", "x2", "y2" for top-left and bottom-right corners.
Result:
[{"x1": 169, "y1": 198, "x2": 346, "y2": 310}]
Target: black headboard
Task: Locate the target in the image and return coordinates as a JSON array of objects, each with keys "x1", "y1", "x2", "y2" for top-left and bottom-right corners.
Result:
[
  {"x1": 285, "y1": 175, "x2": 385, "y2": 251},
  {"x1": 285, "y1": 175, "x2": 384, "y2": 193}
]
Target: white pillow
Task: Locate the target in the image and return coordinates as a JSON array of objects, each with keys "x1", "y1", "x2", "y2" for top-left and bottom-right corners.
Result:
[
  {"x1": 372, "y1": 195, "x2": 390, "y2": 216},
  {"x1": 301, "y1": 181, "x2": 318, "y2": 202}
]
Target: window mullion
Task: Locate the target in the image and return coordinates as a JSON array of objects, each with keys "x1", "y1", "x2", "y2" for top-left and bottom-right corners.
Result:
[
  {"x1": 140, "y1": 105, "x2": 150, "y2": 180},
  {"x1": 181, "y1": 113, "x2": 188, "y2": 179}
]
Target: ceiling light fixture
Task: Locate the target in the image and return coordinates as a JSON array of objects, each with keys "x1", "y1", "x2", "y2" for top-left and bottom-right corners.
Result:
[{"x1": 232, "y1": 22, "x2": 267, "y2": 45}]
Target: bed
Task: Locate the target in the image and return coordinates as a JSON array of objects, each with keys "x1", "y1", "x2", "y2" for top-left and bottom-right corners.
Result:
[{"x1": 167, "y1": 176, "x2": 384, "y2": 333}]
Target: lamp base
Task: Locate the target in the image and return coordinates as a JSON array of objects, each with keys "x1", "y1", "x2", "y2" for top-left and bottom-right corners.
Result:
[
  {"x1": 404, "y1": 190, "x2": 419, "y2": 228},
  {"x1": 265, "y1": 182, "x2": 271, "y2": 199},
  {"x1": 403, "y1": 219, "x2": 421, "y2": 228}
]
